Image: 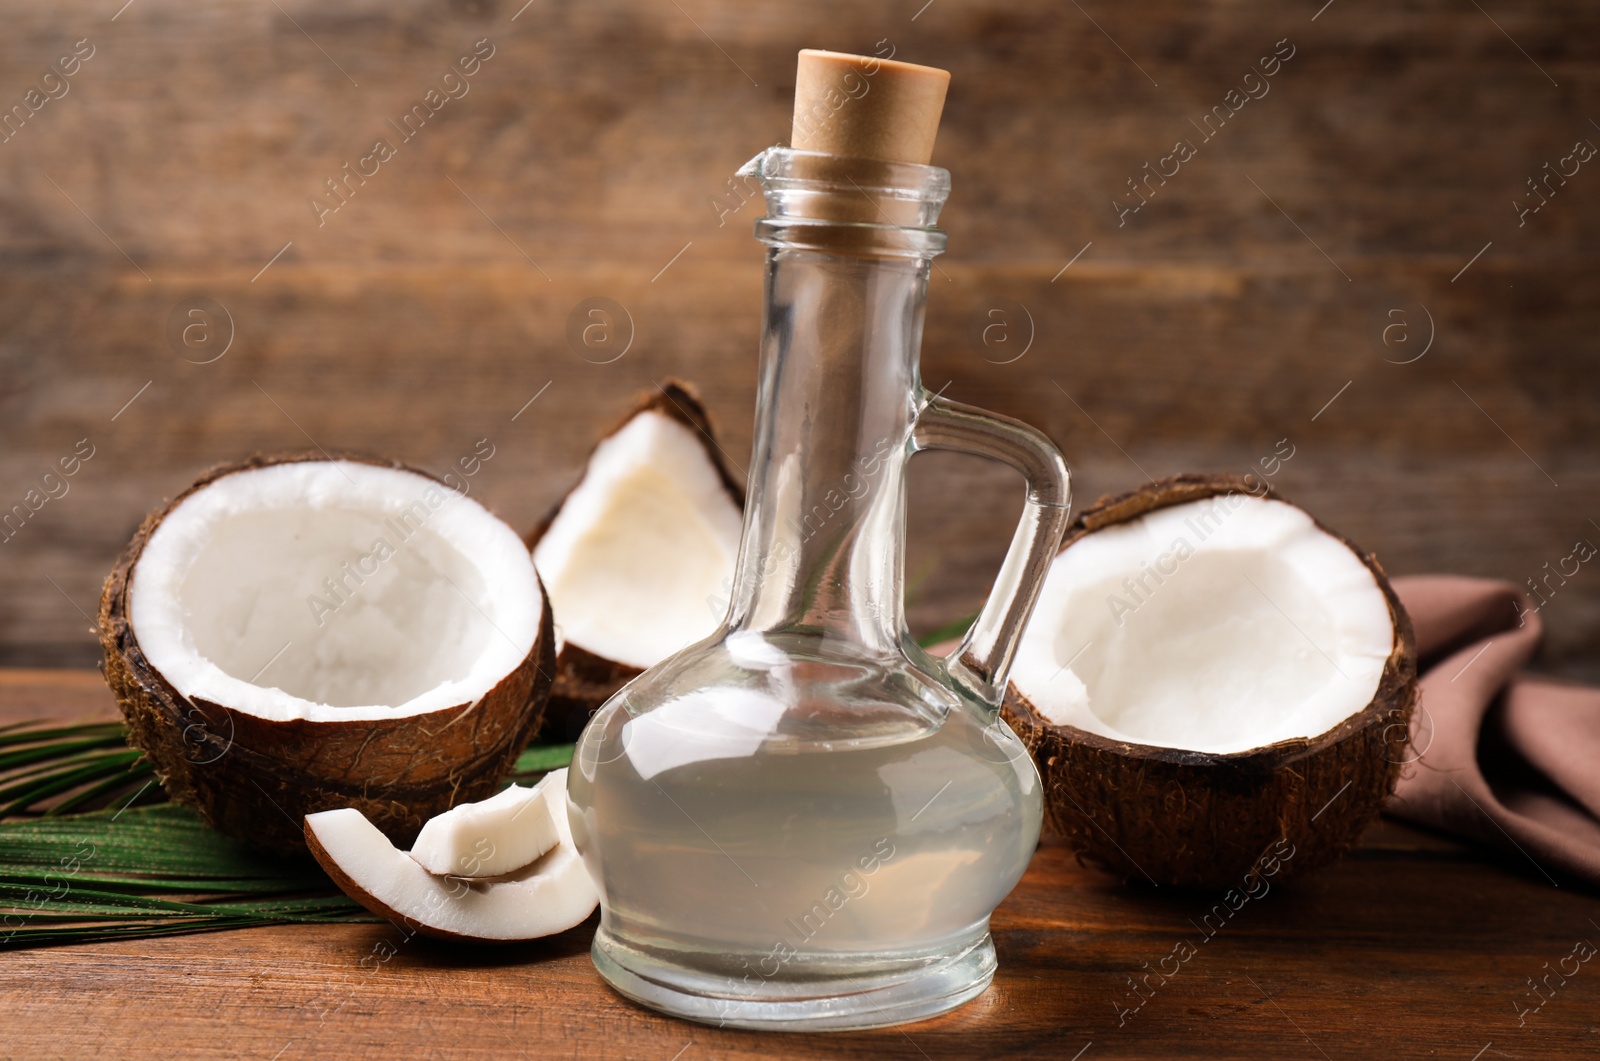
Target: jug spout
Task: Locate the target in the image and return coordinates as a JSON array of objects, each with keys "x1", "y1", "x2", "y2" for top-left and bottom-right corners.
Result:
[{"x1": 739, "y1": 145, "x2": 951, "y2": 249}]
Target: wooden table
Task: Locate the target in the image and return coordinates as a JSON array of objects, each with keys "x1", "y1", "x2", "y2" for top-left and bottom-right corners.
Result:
[{"x1": 4, "y1": 669, "x2": 1598, "y2": 1060}]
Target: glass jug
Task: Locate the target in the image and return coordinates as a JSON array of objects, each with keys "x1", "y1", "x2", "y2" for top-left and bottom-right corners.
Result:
[{"x1": 567, "y1": 147, "x2": 1072, "y2": 1031}]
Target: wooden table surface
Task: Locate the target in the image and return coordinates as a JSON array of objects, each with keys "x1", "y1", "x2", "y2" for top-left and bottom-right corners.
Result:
[{"x1": 4, "y1": 668, "x2": 1599, "y2": 1061}]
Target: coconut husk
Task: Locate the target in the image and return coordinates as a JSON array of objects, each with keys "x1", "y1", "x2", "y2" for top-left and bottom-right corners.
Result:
[
  {"x1": 1002, "y1": 473, "x2": 1417, "y2": 889},
  {"x1": 527, "y1": 379, "x2": 744, "y2": 742},
  {"x1": 98, "y1": 451, "x2": 555, "y2": 855}
]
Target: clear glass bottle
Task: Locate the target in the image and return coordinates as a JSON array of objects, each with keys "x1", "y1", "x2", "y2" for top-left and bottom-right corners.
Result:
[{"x1": 567, "y1": 147, "x2": 1072, "y2": 1031}]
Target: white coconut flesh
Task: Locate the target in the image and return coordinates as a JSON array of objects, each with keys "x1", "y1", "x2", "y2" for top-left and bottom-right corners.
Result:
[
  {"x1": 410, "y1": 781, "x2": 559, "y2": 878},
  {"x1": 305, "y1": 768, "x2": 598, "y2": 941},
  {"x1": 533, "y1": 410, "x2": 742, "y2": 670},
  {"x1": 1011, "y1": 495, "x2": 1393, "y2": 755},
  {"x1": 127, "y1": 461, "x2": 542, "y2": 723}
]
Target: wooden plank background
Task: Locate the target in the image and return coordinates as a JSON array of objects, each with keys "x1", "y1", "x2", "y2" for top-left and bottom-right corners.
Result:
[{"x1": 0, "y1": 0, "x2": 1596, "y2": 688}]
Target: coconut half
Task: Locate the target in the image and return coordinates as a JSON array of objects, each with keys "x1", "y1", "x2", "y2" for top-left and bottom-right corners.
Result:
[
  {"x1": 305, "y1": 768, "x2": 598, "y2": 943},
  {"x1": 530, "y1": 381, "x2": 744, "y2": 740},
  {"x1": 1003, "y1": 474, "x2": 1416, "y2": 888},
  {"x1": 99, "y1": 453, "x2": 555, "y2": 854}
]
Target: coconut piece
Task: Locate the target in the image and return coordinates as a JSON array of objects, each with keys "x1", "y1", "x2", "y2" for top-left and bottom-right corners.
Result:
[
  {"x1": 305, "y1": 768, "x2": 598, "y2": 943},
  {"x1": 1003, "y1": 474, "x2": 1416, "y2": 889},
  {"x1": 529, "y1": 380, "x2": 744, "y2": 741},
  {"x1": 99, "y1": 452, "x2": 555, "y2": 855},
  {"x1": 410, "y1": 782, "x2": 558, "y2": 878}
]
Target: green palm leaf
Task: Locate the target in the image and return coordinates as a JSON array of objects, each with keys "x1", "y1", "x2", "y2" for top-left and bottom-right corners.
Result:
[
  {"x1": 0, "y1": 718, "x2": 577, "y2": 949},
  {"x1": 0, "y1": 803, "x2": 378, "y2": 949},
  {"x1": 0, "y1": 721, "x2": 156, "y2": 818}
]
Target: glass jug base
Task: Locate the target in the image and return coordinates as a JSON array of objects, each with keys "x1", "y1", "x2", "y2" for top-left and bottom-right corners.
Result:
[{"x1": 590, "y1": 925, "x2": 997, "y2": 1031}]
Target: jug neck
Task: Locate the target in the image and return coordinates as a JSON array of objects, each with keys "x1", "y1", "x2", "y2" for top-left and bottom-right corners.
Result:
[
  {"x1": 724, "y1": 247, "x2": 928, "y2": 650},
  {"x1": 724, "y1": 149, "x2": 950, "y2": 651}
]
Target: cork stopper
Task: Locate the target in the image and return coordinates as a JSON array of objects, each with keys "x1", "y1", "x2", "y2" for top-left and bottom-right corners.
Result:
[{"x1": 791, "y1": 49, "x2": 949, "y2": 165}]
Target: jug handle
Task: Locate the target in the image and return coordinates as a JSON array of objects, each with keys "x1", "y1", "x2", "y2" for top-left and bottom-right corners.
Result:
[{"x1": 911, "y1": 393, "x2": 1072, "y2": 708}]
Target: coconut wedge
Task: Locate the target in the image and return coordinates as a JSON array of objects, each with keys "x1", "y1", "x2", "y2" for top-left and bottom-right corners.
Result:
[
  {"x1": 410, "y1": 781, "x2": 559, "y2": 878},
  {"x1": 530, "y1": 381, "x2": 744, "y2": 740},
  {"x1": 99, "y1": 453, "x2": 555, "y2": 854},
  {"x1": 305, "y1": 768, "x2": 598, "y2": 943},
  {"x1": 1003, "y1": 475, "x2": 1416, "y2": 888}
]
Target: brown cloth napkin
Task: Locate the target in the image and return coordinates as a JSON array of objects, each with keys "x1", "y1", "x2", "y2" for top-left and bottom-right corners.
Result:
[{"x1": 1389, "y1": 575, "x2": 1600, "y2": 886}]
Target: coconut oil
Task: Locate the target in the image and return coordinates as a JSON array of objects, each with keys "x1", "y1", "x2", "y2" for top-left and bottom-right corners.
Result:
[
  {"x1": 568, "y1": 632, "x2": 1040, "y2": 1028},
  {"x1": 566, "y1": 141, "x2": 1069, "y2": 1030}
]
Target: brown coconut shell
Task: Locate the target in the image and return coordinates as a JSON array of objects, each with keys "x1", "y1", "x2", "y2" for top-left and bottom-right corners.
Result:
[
  {"x1": 301, "y1": 822, "x2": 458, "y2": 939},
  {"x1": 300, "y1": 822, "x2": 498, "y2": 944},
  {"x1": 1001, "y1": 473, "x2": 1417, "y2": 890},
  {"x1": 98, "y1": 451, "x2": 556, "y2": 855},
  {"x1": 302, "y1": 817, "x2": 597, "y2": 944},
  {"x1": 527, "y1": 379, "x2": 745, "y2": 742}
]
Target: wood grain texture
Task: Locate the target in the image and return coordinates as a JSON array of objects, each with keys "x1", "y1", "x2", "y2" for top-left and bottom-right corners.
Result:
[
  {"x1": 0, "y1": 0, "x2": 1597, "y2": 681},
  {"x1": 5, "y1": 673, "x2": 1600, "y2": 1059}
]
